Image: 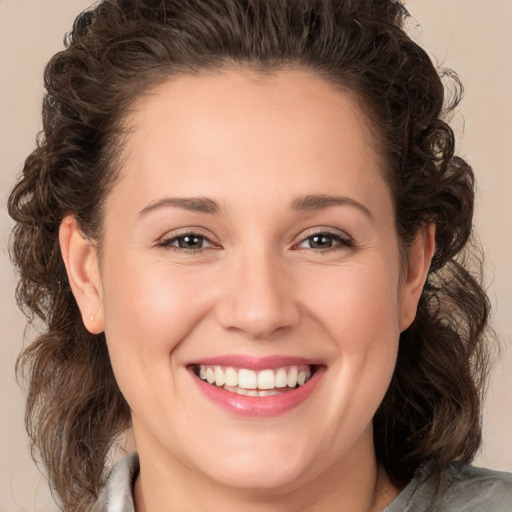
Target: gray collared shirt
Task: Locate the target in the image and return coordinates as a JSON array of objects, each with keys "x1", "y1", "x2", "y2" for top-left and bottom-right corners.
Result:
[{"x1": 91, "y1": 452, "x2": 512, "y2": 511}]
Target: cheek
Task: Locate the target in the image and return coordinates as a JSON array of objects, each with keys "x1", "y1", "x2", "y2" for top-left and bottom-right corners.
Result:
[
  {"x1": 291, "y1": 260, "x2": 401, "y2": 449},
  {"x1": 99, "y1": 258, "x2": 221, "y2": 422},
  {"x1": 299, "y1": 262, "x2": 401, "y2": 350},
  {"x1": 100, "y1": 255, "x2": 215, "y2": 378},
  {"x1": 299, "y1": 257, "x2": 401, "y2": 416}
]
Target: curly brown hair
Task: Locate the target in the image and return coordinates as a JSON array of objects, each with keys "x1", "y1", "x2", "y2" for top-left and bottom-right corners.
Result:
[{"x1": 8, "y1": 0, "x2": 492, "y2": 510}]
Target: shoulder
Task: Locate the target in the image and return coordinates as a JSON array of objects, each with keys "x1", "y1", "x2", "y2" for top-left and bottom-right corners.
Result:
[
  {"x1": 89, "y1": 452, "x2": 139, "y2": 512},
  {"x1": 438, "y1": 463, "x2": 512, "y2": 511},
  {"x1": 448, "y1": 462, "x2": 512, "y2": 489},
  {"x1": 385, "y1": 462, "x2": 512, "y2": 512}
]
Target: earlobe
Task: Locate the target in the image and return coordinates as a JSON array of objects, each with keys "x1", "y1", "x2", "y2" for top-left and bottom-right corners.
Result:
[
  {"x1": 59, "y1": 216, "x2": 104, "y2": 334},
  {"x1": 398, "y1": 224, "x2": 436, "y2": 332}
]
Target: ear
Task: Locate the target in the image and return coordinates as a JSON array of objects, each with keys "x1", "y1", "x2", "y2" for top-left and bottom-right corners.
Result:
[
  {"x1": 59, "y1": 215, "x2": 104, "y2": 334},
  {"x1": 398, "y1": 224, "x2": 435, "y2": 332}
]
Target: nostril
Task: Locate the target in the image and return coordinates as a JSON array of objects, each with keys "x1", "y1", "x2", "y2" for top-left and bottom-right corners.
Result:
[
  {"x1": 215, "y1": 297, "x2": 301, "y2": 341},
  {"x1": 213, "y1": 261, "x2": 300, "y2": 339}
]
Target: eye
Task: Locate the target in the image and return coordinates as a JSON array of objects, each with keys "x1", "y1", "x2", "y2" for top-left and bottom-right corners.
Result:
[
  {"x1": 295, "y1": 231, "x2": 353, "y2": 251},
  {"x1": 158, "y1": 232, "x2": 217, "y2": 251}
]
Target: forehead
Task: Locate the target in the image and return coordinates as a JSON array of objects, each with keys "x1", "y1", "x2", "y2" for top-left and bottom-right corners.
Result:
[
  {"x1": 110, "y1": 68, "x2": 389, "y2": 214},
  {"x1": 125, "y1": 67, "x2": 379, "y2": 152}
]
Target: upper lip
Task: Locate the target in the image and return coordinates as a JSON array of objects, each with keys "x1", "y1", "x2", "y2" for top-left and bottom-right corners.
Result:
[{"x1": 185, "y1": 354, "x2": 324, "y2": 370}]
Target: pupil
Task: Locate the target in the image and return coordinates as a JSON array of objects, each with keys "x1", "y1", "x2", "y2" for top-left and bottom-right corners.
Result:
[
  {"x1": 179, "y1": 235, "x2": 202, "y2": 249},
  {"x1": 310, "y1": 235, "x2": 332, "y2": 248}
]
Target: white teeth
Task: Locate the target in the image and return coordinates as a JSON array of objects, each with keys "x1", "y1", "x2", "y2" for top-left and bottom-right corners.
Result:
[
  {"x1": 214, "y1": 366, "x2": 225, "y2": 387},
  {"x1": 258, "y1": 389, "x2": 280, "y2": 397},
  {"x1": 226, "y1": 386, "x2": 248, "y2": 396},
  {"x1": 196, "y1": 364, "x2": 314, "y2": 393},
  {"x1": 224, "y1": 386, "x2": 281, "y2": 397},
  {"x1": 287, "y1": 367, "x2": 298, "y2": 388},
  {"x1": 238, "y1": 369, "x2": 258, "y2": 389},
  {"x1": 257, "y1": 369, "x2": 275, "y2": 390},
  {"x1": 275, "y1": 368, "x2": 288, "y2": 388},
  {"x1": 206, "y1": 367, "x2": 215, "y2": 384},
  {"x1": 224, "y1": 367, "x2": 238, "y2": 387}
]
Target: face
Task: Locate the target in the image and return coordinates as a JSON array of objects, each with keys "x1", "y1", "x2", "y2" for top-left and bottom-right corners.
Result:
[{"x1": 67, "y1": 69, "x2": 428, "y2": 495}]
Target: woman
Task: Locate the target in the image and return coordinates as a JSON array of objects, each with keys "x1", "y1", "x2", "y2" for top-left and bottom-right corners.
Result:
[{"x1": 8, "y1": 0, "x2": 511, "y2": 511}]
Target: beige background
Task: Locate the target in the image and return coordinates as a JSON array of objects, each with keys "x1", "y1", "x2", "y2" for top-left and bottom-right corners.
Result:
[{"x1": 1, "y1": 1, "x2": 511, "y2": 510}]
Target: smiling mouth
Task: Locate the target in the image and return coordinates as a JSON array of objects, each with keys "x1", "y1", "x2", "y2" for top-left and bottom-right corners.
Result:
[{"x1": 190, "y1": 364, "x2": 315, "y2": 397}]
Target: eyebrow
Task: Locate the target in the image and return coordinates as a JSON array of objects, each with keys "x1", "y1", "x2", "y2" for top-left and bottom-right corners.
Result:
[
  {"x1": 292, "y1": 194, "x2": 373, "y2": 219},
  {"x1": 138, "y1": 197, "x2": 220, "y2": 217},
  {"x1": 138, "y1": 194, "x2": 372, "y2": 218}
]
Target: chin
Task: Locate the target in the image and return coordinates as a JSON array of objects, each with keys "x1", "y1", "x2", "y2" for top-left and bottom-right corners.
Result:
[
  {"x1": 202, "y1": 457, "x2": 309, "y2": 492},
  {"x1": 184, "y1": 430, "x2": 322, "y2": 493}
]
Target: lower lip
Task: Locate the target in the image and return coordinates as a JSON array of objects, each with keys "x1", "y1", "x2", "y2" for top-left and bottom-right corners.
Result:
[{"x1": 190, "y1": 368, "x2": 325, "y2": 418}]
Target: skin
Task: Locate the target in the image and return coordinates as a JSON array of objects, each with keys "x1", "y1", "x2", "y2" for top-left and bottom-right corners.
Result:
[{"x1": 60, "y1": 69, "x2": 435, "y2": 511}]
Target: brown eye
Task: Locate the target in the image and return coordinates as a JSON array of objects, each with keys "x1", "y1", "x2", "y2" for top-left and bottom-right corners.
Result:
[
  {"x1": 296, "y1": 232, "x2": 353, "y2": 251},
  {"x1": 159, "y1": 232, "x2": 214, "y2": 251},
  {"x1": 176, "y1": 234, "x2": 205, "y2": 249},
  {"x1": 308, "y1": 235, "x2": 336, "y2": 249}
]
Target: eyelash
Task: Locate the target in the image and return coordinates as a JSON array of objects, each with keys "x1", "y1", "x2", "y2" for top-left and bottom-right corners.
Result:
[
  {"x1": 293, "y1": 231, "x2": 353, "y2": 252},
  {"x1": 157, "y1": 230, "x2": 353, "y2": 253},
  {"x1": 157, "y1": 231, "x2": 217, "y2": 253}
]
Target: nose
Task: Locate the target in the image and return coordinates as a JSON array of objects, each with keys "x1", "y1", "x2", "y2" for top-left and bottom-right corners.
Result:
[{"x1": 215, "y1": 248, "x2": 300, "y2": 340}]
